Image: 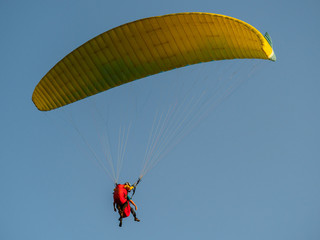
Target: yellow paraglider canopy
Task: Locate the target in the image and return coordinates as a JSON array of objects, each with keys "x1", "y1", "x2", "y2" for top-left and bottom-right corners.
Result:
[{"x1": 32, "y1": 12, "x2": 276, "y2": 111}]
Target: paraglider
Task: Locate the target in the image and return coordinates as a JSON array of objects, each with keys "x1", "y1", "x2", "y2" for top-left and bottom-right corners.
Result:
[
  {"x1": 113, "y1": 182, "x2": 140, "y2": 227},
  {"x1": 32, "y1": 12, "x2": 275, "y2": 112},
  {"x1": 32, "y1": 12, "x2": 276, "y2": 226}
]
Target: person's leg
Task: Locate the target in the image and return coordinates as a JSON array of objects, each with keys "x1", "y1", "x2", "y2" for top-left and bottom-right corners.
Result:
[
  {"x1": 117, "y1": 204, "x2": 123, "y2": 227},
  {"x1": 130, "y1": 207, "x2": 140, "y2": 222}
]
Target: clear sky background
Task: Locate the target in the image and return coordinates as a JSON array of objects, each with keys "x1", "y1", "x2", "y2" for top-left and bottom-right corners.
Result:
[{"x1": 1, "y1": 0, "x2": 319, "y2": 239}]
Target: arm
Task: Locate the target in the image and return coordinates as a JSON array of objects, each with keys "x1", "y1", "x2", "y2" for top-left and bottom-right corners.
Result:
[
  {"x1": 129, "y1": 199, "x2": 138, "y2": 211},
  {"x1": 113, "y1": 201, "x2": 116, "y2": 212}
]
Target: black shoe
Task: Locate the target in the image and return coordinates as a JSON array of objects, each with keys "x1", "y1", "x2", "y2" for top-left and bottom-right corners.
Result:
[{"x1": 134, "y1": 217, "x2": 140, "y2": 222}]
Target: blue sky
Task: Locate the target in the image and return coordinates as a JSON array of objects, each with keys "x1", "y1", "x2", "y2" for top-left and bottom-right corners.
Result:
[{"x1": 1, "y1": 0, "x2": 320, "y2": 239}]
